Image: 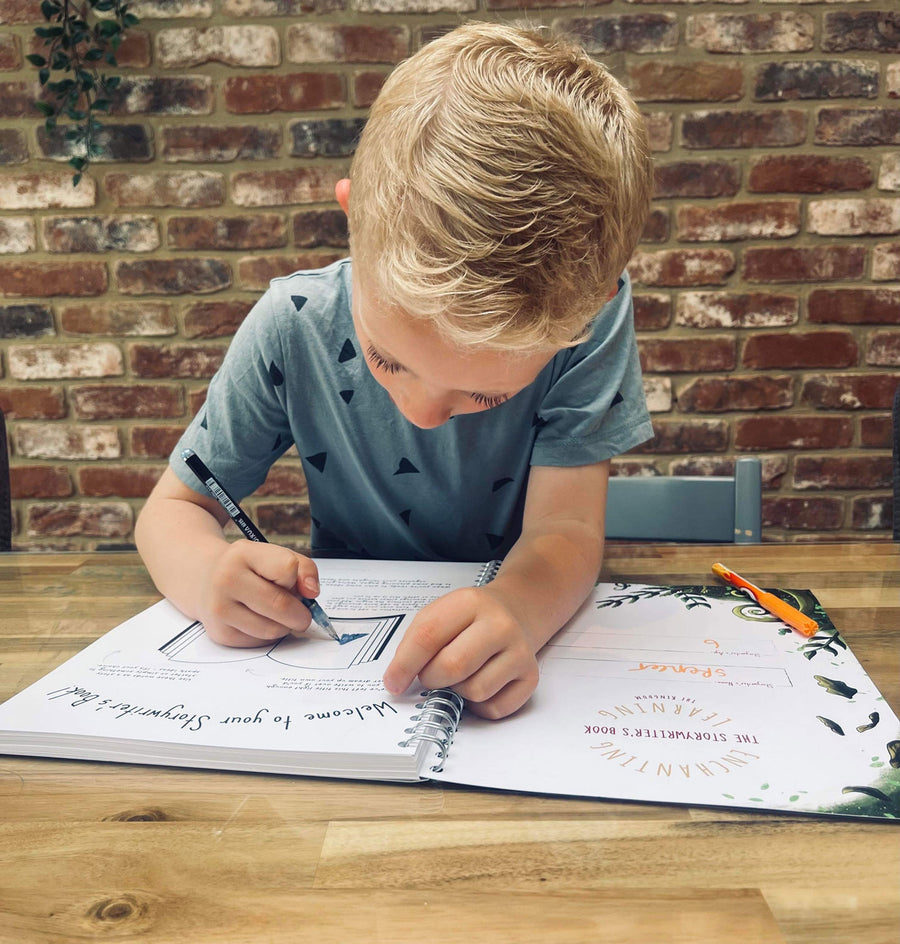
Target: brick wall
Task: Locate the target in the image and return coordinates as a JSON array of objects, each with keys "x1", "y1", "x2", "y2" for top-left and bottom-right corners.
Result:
[{"x1": 0, "y1": 0, "x2": 897, "y2": 550}]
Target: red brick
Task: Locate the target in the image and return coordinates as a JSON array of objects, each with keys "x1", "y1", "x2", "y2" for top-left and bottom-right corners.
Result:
[
  {"x1": 627, "y1": 62, "x2": 742, "y2": 102},
  {"x1": 873, "y1": 243, "x2": 900, "y2": 281},
  {"x1": 676, "y1": 200, "x2": 800, "y2": 241},
  {"x1": 654, "y1": 161, "x2": 739, "y2": 199},
  {"x1": 743, "y1": 331, "x2": 857, "y2": 369},
  {"x1": 639, "y1": 337, "x2": 736, "y2": 373},
  {"x1": 0, "y1": 33, "x2": 19, "y2": 70},
  {"x1": 156, "y1": 25, "x2": 279, "y2": 68},
  {"x1": 161, "y1": 124, "x2": 281, "y2": 163},
  {"x1": 763, "y1": 497, "x2": 844, "y2": 531},
  {"x1": 676, "y1": 292, "x2": 798, "y2": 329},
  {"x1": 801, "y1": 373, "x2": 900, "y2": 410},
  {"x1": 823, "y1": 11, "x2": 900, "y2": 53},
  {"x1": 70, "y1": 384, "x2": 184, "y2": 420},
  {"x1": 632, "y1": 419, "x2": 729, "y2": 454},
  {"x1": 640, "y1": 208, "x2": 669, "y2": 243},
  {"x1": 254, "y1": 464, "x2": 309, "y2": 498},
  {"x1": 78, "y1": 467, "x2": 165, "y2": 499},
  {"x1": 183, "y1": 300, "x2": 251, "y2": 339},
  {"x1": 106, "y1": 172, "x2": 225, "y2": 209},
  {"x1": 9, "y1": 343, "x2": 123, "y2": 380},
  {"x1": 0, "y1": 386, "x2": 65, "y2": 419},
  {"x1": 26, "y1": 502, "x2": 132, "y2": 538},
  {"x1": 861, "y1": 415, "x2": 892, "y2": 448},
  {"x1": 755, "y1": 60, "x2": 877, "y2": 102},
  {"x1": 677, "y1": 375, "x2": 793, "y2": 412},
  {"x1": 632, "y1": 294, "x2": 671, "y2": 331},
  {"x1": 643, "y1": 112, "x2": 673, "y2": 152},
  {"x1": 851, "y1": 496, "x2": 892, "y2": 532},
  {"x1": 815, "y1": 108, "x2": 900, "y2": 146},
  {"x1": 0, "y1": 262, "x2": 107, "y2": 297},
  {"x1": 353, "y1": 71, "x2": 387, "y2": 108},
  {"x1": 808, "y1": 198, "x2": 900, "y2": 236},
  {"x1": 116, "y1": 259, "x2": 231, "y2": 295},
  {"x1": 14, "y1": 424, "x2": 121, "y2": 460},
  {"x1": 286, "y1": 24, "x2": 409, "y2": 63},
  {"x1": 628, "y1": 249, "x2": 735, "y2": 287},
  {"x1": 735, "y1": 415, "x2": 853, "y2": 450},
  {"x1": 41, "y1": 215, "x2": 159, "y2": 253},
  {"x1": 0, "y1": 172, "x2": 95, "y2": 210},
  {"x1": 238, "y1": 252, "x2": 344, "y2": 290},
  {"x1": 686, "y1": 12, "x2": 814, "y2": 54},
  {"x1": 256, "y1": 502, "x2": 310, "y2": 536},
  {"x1": 131, "y1": 426, "x2": 186, "y2": 459},
  {"x1": 743, "y1": 246, "x2": 866, "y2": 283},
  {"x1": 60, "y1": 302, "x2": 176, "y2": 336},
  {"x1": 10, "y1": 466, "x2": 71, "y2": 499},
  {"x1": 808, "y1": 288, "x2": 900, "y2": 324},
  {"x1": 558, "y1": 15, "x2": 678, "y2": 54},
  {"x1": 794, "y1": 456, "x2": 892, "y2": 490},
  {"x1": 867, "y1": 331, "x2": 900, "y2": 366},
  {"x1": 167, "y1": 214, "x2": 287, "y2": 250},
  {"x1": 748, "y1": 155, "x2": 873, "y2": 193},
  {"x1": 223, "y1": 73, "x2": 344, "y2": 114},
  {"x1": 683, "y1": 109, "x2": 806, "y2": 149},
  {"x1": 672, "y1": 454, "x2": 788, "y2": 488},
  {"x1": 130, "y1": 343, "x2": 226, "y2": 379},
  {"x1": 231, "y1": 167, "x2": 344, "y2": 207}
]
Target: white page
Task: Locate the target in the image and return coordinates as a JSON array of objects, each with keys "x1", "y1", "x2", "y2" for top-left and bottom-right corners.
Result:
[
  {"x1": 0, "y1": 559, "x2": 484, "y2": 779},
  {"x1": 435, "y1": 582, "x2": 900, "y2": 820}
]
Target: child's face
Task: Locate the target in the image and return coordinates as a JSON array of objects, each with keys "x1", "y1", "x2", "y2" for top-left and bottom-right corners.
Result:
[{"x1": 351, "y1": 272, "x2": 556, "y2": 430}]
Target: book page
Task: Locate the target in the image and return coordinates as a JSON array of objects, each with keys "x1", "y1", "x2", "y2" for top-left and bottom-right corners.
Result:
[
  {"x1": 434, "y1": 582, "x2": 900, "y2": 820},
  {"x1": 0, "y1": 559, "x2": 483, "y2": 780}
]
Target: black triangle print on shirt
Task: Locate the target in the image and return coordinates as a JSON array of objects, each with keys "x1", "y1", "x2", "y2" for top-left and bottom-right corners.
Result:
[
  {"x1": 338, "y1": 339, "x2": 356, "y2": 363},
  {"x1": 291, "y1": 295, "x2": 307, "y2": 311},
  {"x1": 339, "y1": 389, "x2": 354, "y2": 404},
  {"x1": 532, "y1": 413, "x2": 548, "y2": 429},
  {"x1": 611, "y1": 390, "x2": 624, "y2": 407},
  {"x1": 394, "y1": 458, "x2": 420, "y2": 475},
  {"x1": 306, "y1": 452, "x2": 327, "y2": 473},
  {"x1": 398, "y1": 509, "x2": 412, "y2": 526},
  {"x1": 492, "y1": 477, "x2": 514, "y2": 492},
  {"x1": 199, "y1": 411, "x2": 208, "y2": 430},
  {"x1": 269, "y1": 361, "x2": 285, "y2": 387},
  {"x1": 485, "y1": 533, "x2": 505, "y2": 550}
]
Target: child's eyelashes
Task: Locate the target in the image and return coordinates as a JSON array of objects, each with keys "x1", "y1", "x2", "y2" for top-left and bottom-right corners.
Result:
[
  {"x1": 366, "y1": 343, "x2": 509, "y2": 410},
  {"x1": 470, "y1": 392, "x2": 509, "y2": 409},
  {"x1": 365, "y1": 345, "x2": 402, "y2": 375}
]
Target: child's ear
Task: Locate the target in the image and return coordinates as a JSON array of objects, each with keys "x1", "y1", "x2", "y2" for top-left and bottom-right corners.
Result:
[{"x1": 335, "y1": 178, "x2": 350, "y2": 215}]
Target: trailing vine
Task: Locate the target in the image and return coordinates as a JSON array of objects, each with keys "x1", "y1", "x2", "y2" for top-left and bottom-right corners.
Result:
[{"x1": 28, "y1": 0, "x2": 139, "y2": 186}]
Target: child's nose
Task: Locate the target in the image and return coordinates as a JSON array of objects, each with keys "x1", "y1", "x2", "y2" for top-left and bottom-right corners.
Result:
[{"x1": 396, "y1": 388, "x2": 453, "y2": 429}]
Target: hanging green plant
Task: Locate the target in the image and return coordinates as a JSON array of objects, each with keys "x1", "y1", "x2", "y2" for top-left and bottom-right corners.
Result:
[{"x1": 28, "y1": 0, "x2": 139, "y2": 186}]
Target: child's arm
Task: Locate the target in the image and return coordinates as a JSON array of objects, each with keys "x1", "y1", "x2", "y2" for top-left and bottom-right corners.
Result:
[
  {"x1": 135, "y1": 468, "x2": 322, "y2": 647},
  {"x1": 383, "y1": 460, "x2": 609, "y2": 719}
]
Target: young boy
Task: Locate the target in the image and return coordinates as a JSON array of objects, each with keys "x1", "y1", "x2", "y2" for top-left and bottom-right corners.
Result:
[{"x1": 135, "y1": 21, "x2": 654, "y2": 720}]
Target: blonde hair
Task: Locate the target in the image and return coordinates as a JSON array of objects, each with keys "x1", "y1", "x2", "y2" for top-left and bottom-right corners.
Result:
[{"x1": 348, "y1": 21, "x2": 653, "y2": 352}]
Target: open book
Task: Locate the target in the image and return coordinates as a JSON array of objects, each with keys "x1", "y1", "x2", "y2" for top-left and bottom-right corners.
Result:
[{"x1": 0, "y1": 558, "x2": 898, "y2": 821}]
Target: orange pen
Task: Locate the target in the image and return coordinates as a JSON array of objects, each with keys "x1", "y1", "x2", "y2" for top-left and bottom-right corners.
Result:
[{"x1": 712, "y1": 562, "x2": 819, "y2": 637}]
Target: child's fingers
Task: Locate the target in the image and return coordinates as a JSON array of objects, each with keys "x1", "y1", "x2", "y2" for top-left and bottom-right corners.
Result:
[
  {"x1": 382, "y1": 596, "x2": 472, "y2": 694},
  {"x1": 464, "y1": 675, "x2": 538, "y2": 720}
]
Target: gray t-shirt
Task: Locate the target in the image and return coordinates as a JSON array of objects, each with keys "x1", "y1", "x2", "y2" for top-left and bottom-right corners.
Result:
[{"x1": 171, "y1": 258, "x2": 652, "y2": 562}]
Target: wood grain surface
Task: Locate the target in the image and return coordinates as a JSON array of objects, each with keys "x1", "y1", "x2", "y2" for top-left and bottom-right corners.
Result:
[{"x1": 0, "y1": 544, "x2": 897, "y2": 944}]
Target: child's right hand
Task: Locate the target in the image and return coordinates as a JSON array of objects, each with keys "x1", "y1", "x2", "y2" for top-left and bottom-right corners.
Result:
[{"x1": 197, "y1": 540, "x2": 321, "y2": 647}]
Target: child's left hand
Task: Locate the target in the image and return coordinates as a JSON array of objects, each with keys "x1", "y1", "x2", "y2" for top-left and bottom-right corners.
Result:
[{"x1": 382, "y1": 586, "x2": 540, "y2": 720}]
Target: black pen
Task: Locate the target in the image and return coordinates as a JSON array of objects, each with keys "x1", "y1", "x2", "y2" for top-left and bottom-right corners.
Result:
[{"x1": 181, "y1": 448, "x2": 340, "y2": 642}]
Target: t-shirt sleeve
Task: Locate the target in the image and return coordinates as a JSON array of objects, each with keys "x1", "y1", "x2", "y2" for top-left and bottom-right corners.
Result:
[
  {"x1": 169, "y1": 290, "x2": 295, "y2": 501},
  {"x1": 530, "y1": 272, "x2": 653, "y2": 467}
]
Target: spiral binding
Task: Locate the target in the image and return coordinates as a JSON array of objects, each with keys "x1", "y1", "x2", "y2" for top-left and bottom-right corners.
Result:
[
  {"x1": 475, "y1": 558, "x2": 502, "y2": 586},
  {"x1": 397, "y1": 562, "x2": 499, "y2": 773},
  {"x1": 398, "y1": 688, "x2": 465, "y2": 772}
]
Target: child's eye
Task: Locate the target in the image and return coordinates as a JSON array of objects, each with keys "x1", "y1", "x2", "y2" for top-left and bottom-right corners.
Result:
[
  {"x1": 366, "y1": 345, "x2": 402, "y2": 375},
  {"x1": 470, "y1": 392, "x2": 509, "y2": 409}
]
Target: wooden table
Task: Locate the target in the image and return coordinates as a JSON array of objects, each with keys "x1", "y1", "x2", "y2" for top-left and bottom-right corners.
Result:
[{"x1": 0, "y1": 544, "x2": 897, "y2": 944}]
